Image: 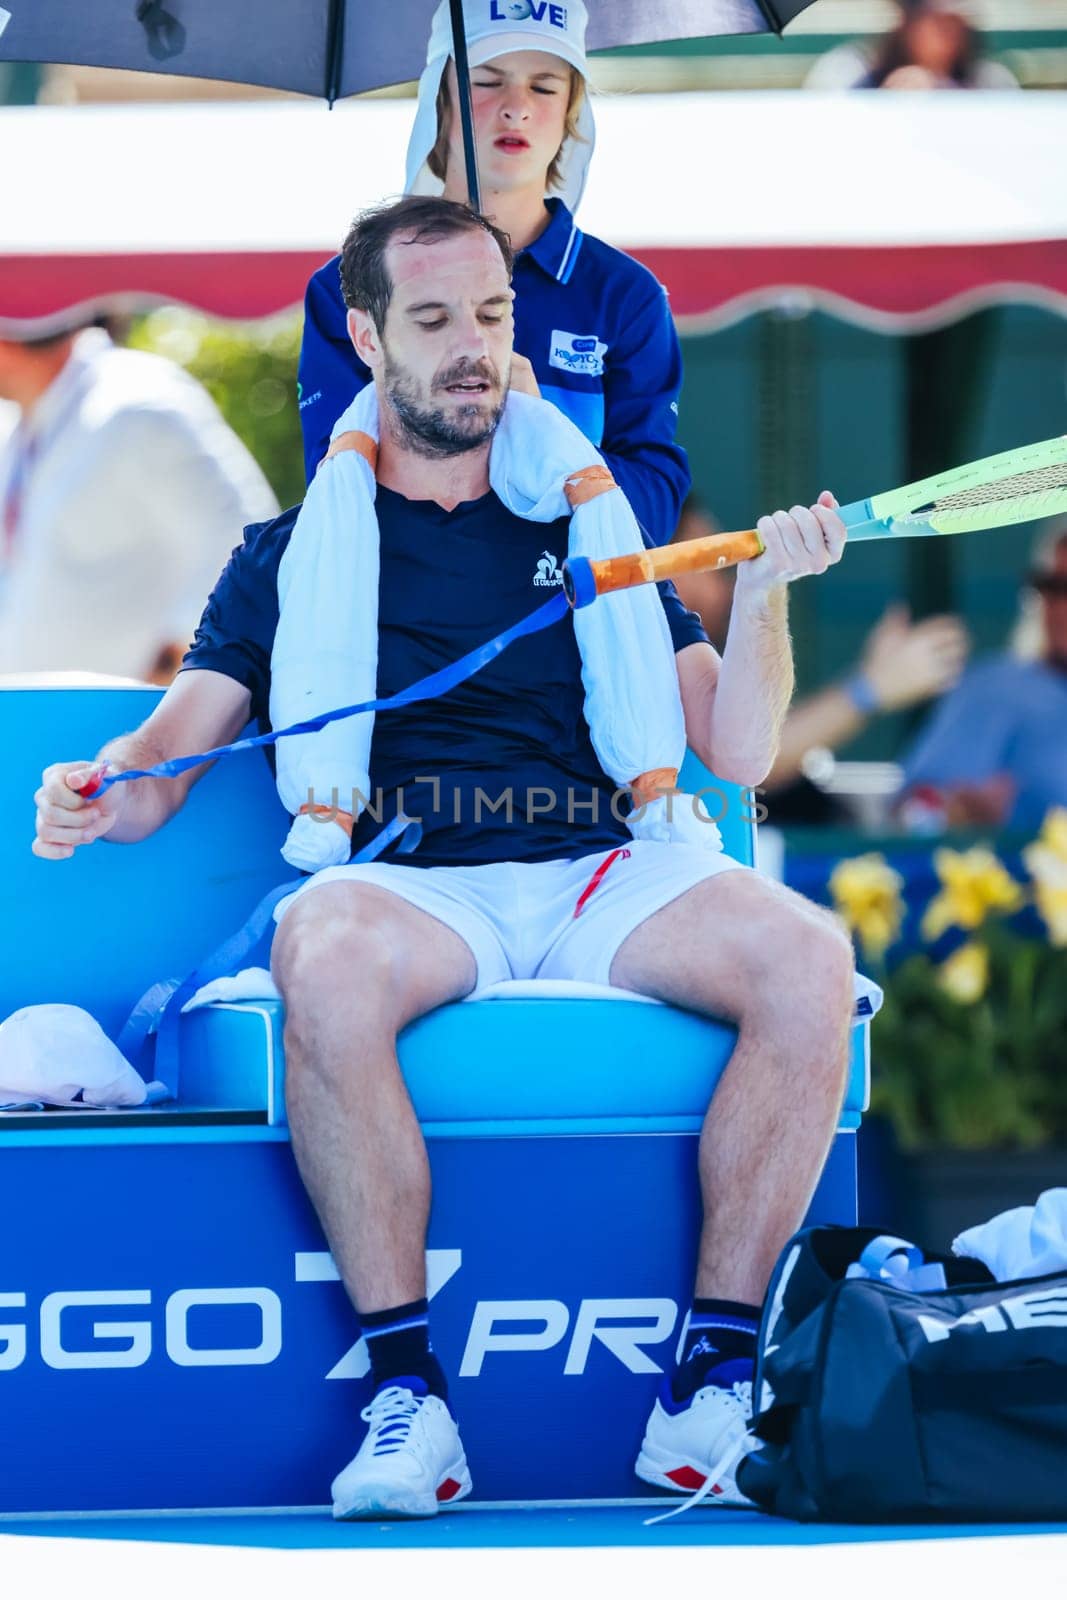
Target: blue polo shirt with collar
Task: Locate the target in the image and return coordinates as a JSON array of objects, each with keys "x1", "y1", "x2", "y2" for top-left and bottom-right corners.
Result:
[{"x1": 296, "y1": 199, "x2": 691, "y2": 546}]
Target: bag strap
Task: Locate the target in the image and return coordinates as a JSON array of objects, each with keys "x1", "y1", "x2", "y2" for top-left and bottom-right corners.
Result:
[
  {"x1": 851, "y1": 1235, "x2": 948, "y2": 1294},
  {"x1": 859, "y1": 1236, "x2": 924, "y2": 1276}
]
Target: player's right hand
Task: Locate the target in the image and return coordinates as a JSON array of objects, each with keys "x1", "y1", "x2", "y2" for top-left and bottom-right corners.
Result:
[{"x1": 33, "y1": 762, "x2": 124, "y2": 860}]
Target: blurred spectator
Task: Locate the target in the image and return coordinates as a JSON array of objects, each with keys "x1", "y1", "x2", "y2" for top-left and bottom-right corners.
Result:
[
  {"x1": 669, "y1": 495, "x2": 735, "y2": 649},
  {"x1": 671, "y1": 494, "x2": 970, "y2": 819},
  {"x1": 899, "y1": 522, "x2": 1067, "y2": 832},
  {"x1": 0, "y1": 322, "x2": 278, "y2": 682},
  {"x1": 805, "y1": 2, "x2": 1018, "y2": 92},
  {"x1": 769, "y1": 603, "x2": 969, "y2": 794}
]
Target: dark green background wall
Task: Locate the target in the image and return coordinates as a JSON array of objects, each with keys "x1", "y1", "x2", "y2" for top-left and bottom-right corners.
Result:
[{"x1": 676, "y1": 304, "x2": 1067, "y2": 755}]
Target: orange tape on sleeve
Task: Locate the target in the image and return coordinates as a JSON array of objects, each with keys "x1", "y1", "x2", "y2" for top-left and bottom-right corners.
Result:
[
  {"x1": 631, "y1": 767, "x2": 679, "y2": 809},
  {"x1": 298, "y1": 802, "x2": 355, "y2": 838},
  {"x1": 564, "y1": 466, "x2": 617, "y2": 507},
  {"x1": 324, "y1": 430, "x2": 379, "y2": 475}
]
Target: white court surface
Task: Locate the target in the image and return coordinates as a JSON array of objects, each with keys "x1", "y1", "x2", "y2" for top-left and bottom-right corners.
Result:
[{"x1": 2, "y1": 1526, "x2": 1066, "y2": 1600}]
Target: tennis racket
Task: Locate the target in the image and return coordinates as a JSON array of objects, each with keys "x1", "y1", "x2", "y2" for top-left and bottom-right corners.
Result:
[{"x1": 562, "y1": 435, "x2": 1067, "y2": 609}]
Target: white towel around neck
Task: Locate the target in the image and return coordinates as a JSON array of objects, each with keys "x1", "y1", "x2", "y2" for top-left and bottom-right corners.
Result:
[{"x1": 270, "y1": 385, "x2": 713, "y2": 873}]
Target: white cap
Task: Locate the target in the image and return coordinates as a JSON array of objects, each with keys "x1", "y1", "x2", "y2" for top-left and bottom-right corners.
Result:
[
  {"x1": 0, "y1": 1003, "x2": 149, "y2": 1108},
  {"x1": 405, "y1": 0, "x2": 595, "y2": 213}
]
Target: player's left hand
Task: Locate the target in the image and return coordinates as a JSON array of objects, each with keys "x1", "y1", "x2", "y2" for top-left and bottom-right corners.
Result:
[{"x1": 736, "y1": 491, "x2": 847, "y2": 598}]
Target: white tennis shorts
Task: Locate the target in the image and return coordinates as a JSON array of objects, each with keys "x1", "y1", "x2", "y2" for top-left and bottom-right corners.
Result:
[{"x1": 274, "y1": 840, "x2": 748, "y2": 990}]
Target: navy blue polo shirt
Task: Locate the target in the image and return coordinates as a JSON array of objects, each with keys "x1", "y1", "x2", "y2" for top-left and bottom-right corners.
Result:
[
  {"x1": 297, "y1": 200, "x2": 690, "y2": 546},
  {"x1": 183, "y1": 491, "x2": 708, "y2": 868}
]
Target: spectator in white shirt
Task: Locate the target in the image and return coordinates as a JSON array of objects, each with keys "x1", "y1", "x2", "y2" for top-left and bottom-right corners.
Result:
[{"x1": 0, "y1": 323, "x2": 278, "y2": 682}]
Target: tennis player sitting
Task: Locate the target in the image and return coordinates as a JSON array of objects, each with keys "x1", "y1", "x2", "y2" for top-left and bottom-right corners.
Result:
[{"x1": 33, "y1": 197, "x2": 853, "y2": 1519}]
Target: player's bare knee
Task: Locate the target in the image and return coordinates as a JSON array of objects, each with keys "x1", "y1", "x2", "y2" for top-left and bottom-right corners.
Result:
[
  {"x1": 788, "y1": 918, "x2": 855, "y2": 1040},
  {"x1": 727, "y1": 896, "x2": 821, "y2": 1001},
  {"x1": 820, "y1": 916, "x2": 856, "y2": 1001},
  {"x1": 741, "y1": 902, "x2": 852, "y2": 1028},
  {"x1": 273, "y1": 891, "x2": 402, "y2": 1017}
]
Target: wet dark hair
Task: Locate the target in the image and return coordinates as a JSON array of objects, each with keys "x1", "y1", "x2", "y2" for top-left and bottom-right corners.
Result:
[{"x1": 339, "y1": 195, "x2": 513, "y2": 334}]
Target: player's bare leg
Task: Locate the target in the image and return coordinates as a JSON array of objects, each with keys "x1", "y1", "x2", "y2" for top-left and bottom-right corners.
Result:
[
  {"x1": 272, "y1": 880, "x2": 478, "y2": 1518},
  {"x1": 612, "y1": 868, "x2": 853, "y2": 1501},
  {"x1": 272, "y1": 880, "x2": 476, "y2": 1313}
]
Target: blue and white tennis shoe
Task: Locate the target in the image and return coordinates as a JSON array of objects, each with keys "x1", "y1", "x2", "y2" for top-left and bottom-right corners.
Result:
[
  {"x1": 331, "y1": 1378, "x2": 472, "y2": 1519},
  {"x1": 635, "y1": 1368, "x2": 756, "y2": 1507}
]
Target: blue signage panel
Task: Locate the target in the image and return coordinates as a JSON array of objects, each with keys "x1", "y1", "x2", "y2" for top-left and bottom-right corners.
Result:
[{"x1": 0, "y1": 1132, "x2": 854, "y2": 1512}]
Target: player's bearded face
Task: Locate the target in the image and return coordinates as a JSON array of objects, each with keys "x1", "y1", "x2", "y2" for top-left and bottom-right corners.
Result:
[{"x1": 382, "y1": 344, "x2": 508, "y2": 458}]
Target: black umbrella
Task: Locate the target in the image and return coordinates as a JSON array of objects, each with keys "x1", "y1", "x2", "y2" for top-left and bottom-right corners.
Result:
[{"x1": 0, "y1": 0, "x2": 819, "y2": 204}]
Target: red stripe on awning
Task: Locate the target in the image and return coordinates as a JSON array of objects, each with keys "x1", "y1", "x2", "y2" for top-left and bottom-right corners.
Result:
[
  {"x1": 2, "y1": 240, "x2": 1066, "y2": 329},
  {"x1": 630, "y1": 240, "x2": 1067, "y2": 323},
  {"x1": 0, "y1": 252, "x2": 332, "y2": 323}
]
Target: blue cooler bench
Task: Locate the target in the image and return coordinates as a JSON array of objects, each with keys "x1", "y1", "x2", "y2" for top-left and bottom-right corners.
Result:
[{"x1": 0, "y1": 684, "x2": 868, "y2": 1514}]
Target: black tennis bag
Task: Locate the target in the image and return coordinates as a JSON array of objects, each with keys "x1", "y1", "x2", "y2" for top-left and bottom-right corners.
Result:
[{"x1": 736, "y1": 1225, "x2": 1067, "y2": 1522}]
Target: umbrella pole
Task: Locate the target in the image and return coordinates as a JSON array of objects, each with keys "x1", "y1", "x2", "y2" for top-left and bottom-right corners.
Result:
[
  {"x1": 448, "y1": 0, "x2": 482, "y2": 211},
  {"x1": 752, "y1": 0, "x2": 785, "y2": 34},
  {"x1": 324, "y1": 0, "x2": 346, "y2": 105}
]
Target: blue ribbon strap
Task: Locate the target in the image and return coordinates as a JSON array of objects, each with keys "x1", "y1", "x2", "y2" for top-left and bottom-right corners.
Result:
[
  {"x1": 91, "y1": 593, "x2": 570, "y2": 794},
  {"x1": 103, "y1": 590, "x2": 572, "y2": 1098},
  {"x1": 847, "y1": 1234, "x2": 948, "y2": 1293},
  {"x1": 120, "y1": 813, "x2": 422, "y2": 1100}
]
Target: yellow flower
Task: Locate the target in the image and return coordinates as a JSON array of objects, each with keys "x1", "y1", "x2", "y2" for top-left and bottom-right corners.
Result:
[
  {"x1": 829, "y1": 853, "x2": 905, "y2": 959},
  {"x1": 937, "y1": 941, "x2": 990, "y2": 1005},
  {"x1": 1036, "y1": 806, "x2": 1067, "y2": 865},
  {"x1": 921, "y1": 846, "x2": 1022, "y2": 941},
  {"x1": 1023, "y1": 839, "x2": 1067, "y2": 947}
]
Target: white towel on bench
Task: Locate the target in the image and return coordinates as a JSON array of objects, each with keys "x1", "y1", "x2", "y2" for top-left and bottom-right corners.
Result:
[{"x1": 183, "y1": 968, "x2": 883, "y2": 1018}]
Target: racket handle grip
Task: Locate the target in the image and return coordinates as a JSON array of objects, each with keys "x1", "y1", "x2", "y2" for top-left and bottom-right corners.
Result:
[{"x1": 563, "y1": 529, "x2": 765, "y2": 609}]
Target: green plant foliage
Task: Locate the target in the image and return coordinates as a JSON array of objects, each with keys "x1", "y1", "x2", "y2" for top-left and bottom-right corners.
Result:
[
  {"x1": 128, "y1": 308, "x2": 305, "y2": 510},
  {"x1": 832, "y1": 820, "x2": 1067, "y2": 1152},
  {"x1": 869, "y1": 928, "x2": 1067, "y2": 1151}
]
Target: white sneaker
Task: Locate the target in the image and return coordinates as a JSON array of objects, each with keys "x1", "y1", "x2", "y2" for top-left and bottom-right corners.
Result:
[
  {"x1": 331, "y1": 1379, "x2": 472, "y2": 1520},
  {"x1": 636, "y1": 1374, "x2": 755, "y2": 1508}
]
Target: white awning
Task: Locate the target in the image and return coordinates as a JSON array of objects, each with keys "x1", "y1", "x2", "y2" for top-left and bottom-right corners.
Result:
[{"x1": 3, "y1": 93, "x2": 1066, "y2": 333}]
